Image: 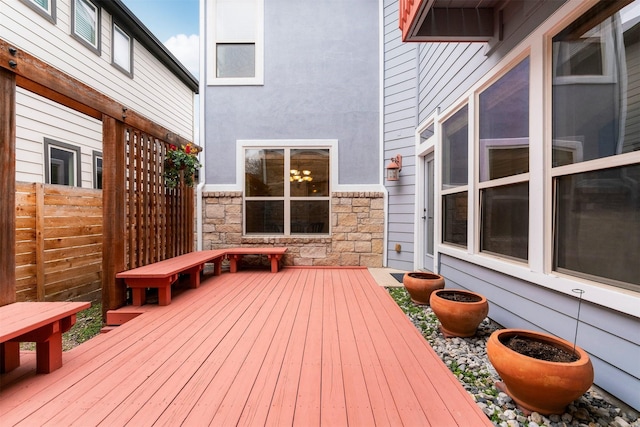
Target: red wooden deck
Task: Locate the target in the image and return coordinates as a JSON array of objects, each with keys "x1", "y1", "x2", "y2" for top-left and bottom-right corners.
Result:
[{"x1": 0, "y1": 268, "x2": 492, "y2": 426}]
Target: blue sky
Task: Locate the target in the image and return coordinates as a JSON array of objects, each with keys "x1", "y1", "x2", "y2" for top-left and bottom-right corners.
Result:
[{"x1": 121, "y1": 0, "x2": 200, "y2": 78}]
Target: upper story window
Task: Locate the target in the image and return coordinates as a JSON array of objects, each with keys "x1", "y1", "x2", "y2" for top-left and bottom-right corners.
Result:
[
  {"x1": 113, "y1": 23, "x2": 133, "y2": 76},
  {"x1": 244, "y1": 147, "x2": 330, "y2": 235},
  {"x1": 44, "y1": 139, "x2": 81, "y2": 186},
  {"x1": 72, "y1": 0, "x2": 100, "y2": 54},
  {"x1": 21, "y1": 0, "x2": 56, "y2": 23},
  {"x1": 208, "y1": 0, "x2": 264, "y2": 85}
]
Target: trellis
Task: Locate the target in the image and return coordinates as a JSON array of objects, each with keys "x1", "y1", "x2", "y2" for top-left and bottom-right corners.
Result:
[{"x1": 0, "y1": 38, "x2": 197, "y2": 313}]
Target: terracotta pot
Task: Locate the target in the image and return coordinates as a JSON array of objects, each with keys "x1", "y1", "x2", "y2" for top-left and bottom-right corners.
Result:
[
  {"x1": 402, "y1": 272, "x2": 445, "y2": 305},
  {"x1": 429, "y1": 289, "x2": 488, "y2": 337},
  {"x1": 486, "y1": 329, "x2": 594, "y2": 415}
]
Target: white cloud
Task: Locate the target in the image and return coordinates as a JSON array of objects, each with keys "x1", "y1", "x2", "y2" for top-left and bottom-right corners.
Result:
[{"x1": 164, "y1": 34, "x2": 199, "y2": 79}]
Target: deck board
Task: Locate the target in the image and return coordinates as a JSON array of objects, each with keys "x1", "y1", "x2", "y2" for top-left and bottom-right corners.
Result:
[{"x1": 0, "y1": 268, "x2": 492, "y2": 426}]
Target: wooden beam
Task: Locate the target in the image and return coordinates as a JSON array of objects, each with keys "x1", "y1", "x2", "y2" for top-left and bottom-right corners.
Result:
[
  {"x1": 0, "y1": 38, "x2": 197, "y2": 149},
  {"x1": 102, "y1": 116, "x2": 127, "y2": 314},
  {"x1": 0, "y1": 68, "x2": 16, "y2": 306}
]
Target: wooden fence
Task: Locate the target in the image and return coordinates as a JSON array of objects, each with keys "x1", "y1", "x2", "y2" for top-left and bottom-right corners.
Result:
[{"x1": 15, "y1": 182, "x2": 102, "y2": 302}]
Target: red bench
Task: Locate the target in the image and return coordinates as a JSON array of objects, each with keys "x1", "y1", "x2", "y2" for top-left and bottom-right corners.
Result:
[
  {"x1": 116, "y1": 248, "x2": 288, "y2": 306},
  {"x1": 116, "y1": 249, "x2": 226, "y2": 306},
  {"x1": 0, "y1": 301, "x2": 90, "y2": 374},
  {"x1": 225, "y1": 247, "x2": 288, "y2": 273}
]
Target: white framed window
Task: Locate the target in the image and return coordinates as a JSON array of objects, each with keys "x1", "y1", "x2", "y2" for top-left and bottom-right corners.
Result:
[
  {"x1": 244, "y1": 146, "x2": 330, "y2": 235},
  {"x1": 93, "y1": 151, "x2": 102, "y2": 189},
  {"x1": 21, "y1": 0, "x2": 56, "y2": 23},
  {"x1": 551, "y1": 0, "x2": 640, "y2": 291},
  {"x1": 72, "y1": 0, "x2": 100, "y2": 54},
  {"x1": 112, "y1": 23, "x2": 133, "y2": 76},
  {"x1": 44, "y1": 139, "x2": 81, "y2": 186},
  {"x1": 478, "y1": 56, "x2": 530, "y2": 262},
  {"x1": 441, "y1": 105, "x2": 469, "y2": 248},
  {"x1": 207, "y1": 0, "x2": 264, "y2": 85}
]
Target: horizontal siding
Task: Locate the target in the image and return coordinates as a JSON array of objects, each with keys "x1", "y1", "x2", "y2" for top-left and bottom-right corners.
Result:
[
  {"x1": 384, "y1": 0, "x2": 417, "y2": 268},
  {"x1": 1, "y1": 0, "x2": 194, "y2": 138},
  {"x1": 440, "y1": 254, "x2": 640, "y2": 410},
  {"x1": 15, "y1": 87, "x2": 102, "y2": 188}
]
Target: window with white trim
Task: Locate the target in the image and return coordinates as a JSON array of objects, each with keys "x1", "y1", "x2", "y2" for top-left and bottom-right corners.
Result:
[
  {"x1": 441, "y1": 105, "x2": 468, "y2": 247},
  {"x1": 551, "y1": 0, "x2": 640, "y2": 290},
  {"x1": 478, "y1": 57, "x2": 530, "y2": 261},
  {"x1": 21, "y1": 0, "x2": 56, "y2": 23},
  {"x1": 113, "y1": 23, "x2": 133, "y2": 76},
  {"x1": 208, "y1": 0, "x2": 264, "y2": 85},
  {"x1": 44, "y1": 139, "x2": 81, "y2": 186},
  {"x1": 72, "y1": 0, "x2": 100, "y2": 53},
  {"x1": 244, "y1": 148, "x2": 330, "y2": 235}
]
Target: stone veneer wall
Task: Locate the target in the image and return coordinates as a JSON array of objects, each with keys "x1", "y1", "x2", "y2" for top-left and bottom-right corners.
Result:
[{"x1": 202, "y1": 191, "x2": 384, "y2": 267}]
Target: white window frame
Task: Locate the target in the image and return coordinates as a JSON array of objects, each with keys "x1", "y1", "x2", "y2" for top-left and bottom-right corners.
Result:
[
  {"x1": 72, "y1": 0, "x2": 100, "y2": 54},
  {"x1": 112, "y1": 22, "x2": 133, "y2": 77},
  {"x1": 207, "y1": 0, "x2": 264, "y2": 86},
  {"x1": 241, "y1": 140, "x2": 335, "y2": 236},
  {"x1": 475, "y1": 54, "x2": 531, "y2": 262},
  {"x1": 440, "y1": 101, "x2": 471, "y2": 251},
  {"x1": 21, "y1": 0, "x2": 56, "y2": 23},
  {"x1": 431, "y1": 0, "x2": 639, "y2": 316}
]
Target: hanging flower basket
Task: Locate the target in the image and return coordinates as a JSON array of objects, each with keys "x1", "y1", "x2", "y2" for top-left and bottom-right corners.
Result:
[{"x1": 164, "y1": 143, "x2": 201, "y2": 188}]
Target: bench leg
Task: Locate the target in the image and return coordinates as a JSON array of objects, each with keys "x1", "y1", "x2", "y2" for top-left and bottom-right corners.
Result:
[
  {"x1": 186, "y1": 264, "x2": 204, "y2": 288},
  {"x1": 0, "y1": 341, "x2": 20, "y2": 373},
  {"x1": 131, "y1": 288, "x2": 146, "y2": 306},
  {"x1": 213, "y1": 260, "x2": 222, "y2": 276},
  {"x1": 228, "y1": 255, "x2": 242, "y2": 273},
  {"x1": 269, "y1": 255, "x2": 281, "y2": 273},
  {"x1": 35, "y1": 322, "x2": 62, "y2": 374},
  {"x1": 158, "y1": 286, "x2": 172, "y2": 306}
]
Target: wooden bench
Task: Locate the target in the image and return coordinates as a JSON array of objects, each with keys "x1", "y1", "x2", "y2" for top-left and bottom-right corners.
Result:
[
  {"x1": 116, "y1": 249, "x2": 227, "y2": 306},
  {"x1": 225, "y1": 247, "x2": 288, "y2": 273},
  {"x1": 0, "y1": 301, "x2": 90, "y2": 374}
]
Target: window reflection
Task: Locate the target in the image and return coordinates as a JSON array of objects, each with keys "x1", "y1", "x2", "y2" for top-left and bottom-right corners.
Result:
[{"x1": 552, "y1": 1, "x2": 640, "y2": 166}]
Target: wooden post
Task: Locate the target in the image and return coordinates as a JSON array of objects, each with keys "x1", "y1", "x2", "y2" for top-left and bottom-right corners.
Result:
[
  {"x1": 0, "y1": 68, "x2": 16, "y2": 306},
  {"x1": 102, "y1": 116, "x2": 127, "y2": 316}
]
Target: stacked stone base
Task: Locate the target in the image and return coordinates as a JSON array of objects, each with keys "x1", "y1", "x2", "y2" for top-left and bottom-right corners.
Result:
[{"x1": 202, "y1": 191, "x2": 384, "y2": 267}]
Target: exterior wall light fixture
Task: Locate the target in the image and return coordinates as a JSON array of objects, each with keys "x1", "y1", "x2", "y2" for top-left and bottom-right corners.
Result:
[{"x1": 386, "y1": 154, "x2": 402, "y2": 181}]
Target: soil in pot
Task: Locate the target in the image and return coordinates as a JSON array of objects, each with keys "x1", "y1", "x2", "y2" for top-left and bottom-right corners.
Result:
[
  {"x1": 502, "y1": 335, "x2": 578, "y2": 362},
  {"x1": 436, "y1": 291, "x2": 482, "y2": 303},
  {"x1": 487, "y1": 329, "x2": 594, "y2": 415},
  {"x1": 402, "y1": 272, "x2": 445, "y2": 305}
]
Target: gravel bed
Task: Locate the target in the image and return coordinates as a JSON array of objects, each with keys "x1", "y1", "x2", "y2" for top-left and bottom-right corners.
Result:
[{"x1": 386, "y1": 287, "x2": 640, "y2": 427}]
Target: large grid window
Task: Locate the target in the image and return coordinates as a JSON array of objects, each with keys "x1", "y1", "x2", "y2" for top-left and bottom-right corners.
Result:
[
  {"x1": 208, "y1": 0, "x2": 264, "y2": 85},
  {"x1": 552, "y1": 1, "x2": 640, "y2": 290},
  {"x1": 72, "y1": 0, "x2": 100, "y2": 53},
  {"x1": 245, "y1": 148, "x2": 330, "y2": 235},
  {"x1": 478, "y1": 57, "x2": 530, "y2": 261},
  {"x1": 442, "y1": 105, "x2": 468, "y2": 247}
]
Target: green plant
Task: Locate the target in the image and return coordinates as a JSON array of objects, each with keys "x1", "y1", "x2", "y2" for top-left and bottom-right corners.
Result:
[{"x1": 164, "y1": 143, "x2": 201, "y2": 188}]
